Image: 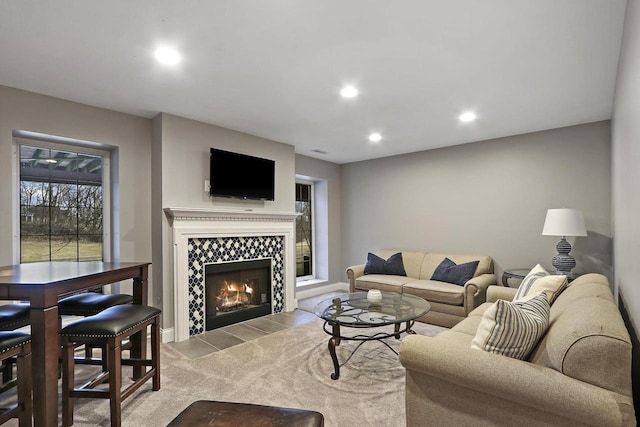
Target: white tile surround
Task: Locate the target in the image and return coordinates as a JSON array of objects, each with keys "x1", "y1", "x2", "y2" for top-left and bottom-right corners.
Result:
[{"x1": 164, "y1": 207, "x2": 298, "y2": 342}]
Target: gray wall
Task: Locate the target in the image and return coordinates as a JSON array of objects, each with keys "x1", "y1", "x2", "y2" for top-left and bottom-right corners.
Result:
[
  {"x1": 612, "y1": 0, "x2": 640, "y2": 340},
  {"x1": 153, "y1": 113, "x2": 296, "y2": 328},
  {"x1": 340, "y1": 121, "x2": 612, "y2": 282},
  {"x1": 0, "y1": 85, "x2": 153, "y2": 297}
]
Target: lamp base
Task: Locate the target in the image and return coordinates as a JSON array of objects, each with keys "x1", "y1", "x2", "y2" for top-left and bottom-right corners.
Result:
[{"x1": 552, "y1": 237, "x2": 575, "y2": 275}]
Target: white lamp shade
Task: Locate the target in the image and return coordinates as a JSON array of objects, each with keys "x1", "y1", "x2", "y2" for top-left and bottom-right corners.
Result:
[{"x1": 542, "y1": 209, "x2": 588, "y2": 237}]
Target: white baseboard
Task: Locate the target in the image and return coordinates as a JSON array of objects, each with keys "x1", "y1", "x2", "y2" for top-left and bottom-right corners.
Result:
[
  {"x1": 161, "y1": 327, "x2": 175, "y2": 343},
  {"x1": 295, "y1": 281, "x2": 349, "y2": 300}
]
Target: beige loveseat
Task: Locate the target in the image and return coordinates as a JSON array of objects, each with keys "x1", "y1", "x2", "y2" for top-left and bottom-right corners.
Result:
[
  {"x1": 346, "y1": 249, "x2": 496, "y2": 327},
  {"x1": 399, "y1": 273, "x2": 635, "y2": 427}
]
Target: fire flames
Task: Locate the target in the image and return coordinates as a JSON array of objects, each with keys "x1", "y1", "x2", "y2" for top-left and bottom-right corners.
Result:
[{"x1": 216, "y1": 280, "x2": 254, "y2": 311}]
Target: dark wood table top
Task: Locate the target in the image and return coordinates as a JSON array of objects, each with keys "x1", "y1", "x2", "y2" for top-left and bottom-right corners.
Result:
[{"x1": 0, "y1": 261, "x2": 150, "y2": 285}]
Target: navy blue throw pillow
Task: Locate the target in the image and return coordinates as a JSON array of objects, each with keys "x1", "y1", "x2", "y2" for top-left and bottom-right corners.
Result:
[
  {"x1": 431, "y1": 257, "x2": 479, "y2": 286},
  {"x1": 364, "y1": 252, "x2": 407, "y2": 276}
]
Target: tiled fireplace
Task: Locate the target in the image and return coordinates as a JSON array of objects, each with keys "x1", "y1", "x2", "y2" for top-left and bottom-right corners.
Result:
[{"x1": 164, "y1": 208, "x2": 298, "y2": 342}]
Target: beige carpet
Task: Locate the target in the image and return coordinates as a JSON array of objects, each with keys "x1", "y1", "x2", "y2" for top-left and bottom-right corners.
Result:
[{"x1": 7, "y1": 319, "x2": 446, "y2": 426}]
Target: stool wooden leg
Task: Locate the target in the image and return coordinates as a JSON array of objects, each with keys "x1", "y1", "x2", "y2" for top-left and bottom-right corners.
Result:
[
  {"x1": 152, "y1": 317, "x2": 160, "y2": 391},
  {"x1": 61, "y1": 340, "x2": 75, "y2": 427},
  {"x1": 17, "y1": 347, "x2": 32, "y2": 427},
  {"x1": 108, "y1": 338, "x2": 122, "y2": 427}
]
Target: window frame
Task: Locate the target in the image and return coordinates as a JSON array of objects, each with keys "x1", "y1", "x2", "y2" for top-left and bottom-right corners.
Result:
[
  {"x1": 295, "y1": 179, "x2": 315, "y2": 282},
  {"x1": 13, "y1": 136, "x2": 111, "y2": 264}
]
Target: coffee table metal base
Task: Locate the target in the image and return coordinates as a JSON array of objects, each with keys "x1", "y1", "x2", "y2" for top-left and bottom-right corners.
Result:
[{"x1": 322, "y1": 320, "x2": 416, "y2": 380}]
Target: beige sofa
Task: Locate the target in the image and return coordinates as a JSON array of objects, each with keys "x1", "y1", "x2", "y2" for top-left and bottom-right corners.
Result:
[
  {"x1": 346, "y1": 249, "x2": 496, "y2": 327},
  {"x1": 399, "y1": 273, "x2": 636, "y2": 427}
]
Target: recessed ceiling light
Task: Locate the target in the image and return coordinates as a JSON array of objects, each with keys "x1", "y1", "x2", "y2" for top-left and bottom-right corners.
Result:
[
  {"x1": 340, "y1": 85, "x2": 359, "y2": 98},
  {"x1": 368, "y1": 133, "x2": 382, "y2": 142},
  {"x1": 154, "y1": 47, "x2": 181, "y2": 65},
  {"x1": 459, "y1": 112, "x2": 477, "y2": 122}
]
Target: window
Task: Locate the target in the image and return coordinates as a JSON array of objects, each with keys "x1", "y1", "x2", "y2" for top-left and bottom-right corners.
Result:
[
  {"x1": 295, "y1": 181, "x2": 313, "y2": 279},
  {"x1": 18, "y1": 143, "x2": 108, "y2": 263}
]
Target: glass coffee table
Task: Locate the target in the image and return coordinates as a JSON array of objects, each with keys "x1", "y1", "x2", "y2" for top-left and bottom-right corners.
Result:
[{"x1": 314, "y1": 291, "x2": 430, "y2": 380}]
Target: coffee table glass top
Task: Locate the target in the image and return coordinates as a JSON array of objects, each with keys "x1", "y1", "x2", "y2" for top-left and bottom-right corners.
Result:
[{"x1": 314, "y1": 291, "x2": 430, "y2": 326}]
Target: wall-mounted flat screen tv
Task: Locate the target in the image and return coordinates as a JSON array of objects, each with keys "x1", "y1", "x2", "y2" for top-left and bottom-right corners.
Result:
[{"x1": 209, "y1": 148, "x2": 275, "y2": 201}]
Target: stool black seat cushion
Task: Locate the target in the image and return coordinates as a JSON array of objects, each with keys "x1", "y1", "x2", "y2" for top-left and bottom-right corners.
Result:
[
  {"x1": 60, "y1": 305, "x2": 161, "y2": 337},
  {"x1": 58, "y1": 293, "x2": 133, "y2": 316},
  {"x1": 0, "y1": 331, "x2": 31, "y2": 353},
  {"x1": 0, "y1": 303, "x2": 30, "y2": 331},
  {"x1": 168, "y1": 401, "x2": 325, "y2": 427}
]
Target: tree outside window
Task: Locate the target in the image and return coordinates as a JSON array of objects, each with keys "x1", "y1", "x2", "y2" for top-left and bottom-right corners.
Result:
[{"x1": 19, "y1": 145, "x2": 104, "y2": 262}]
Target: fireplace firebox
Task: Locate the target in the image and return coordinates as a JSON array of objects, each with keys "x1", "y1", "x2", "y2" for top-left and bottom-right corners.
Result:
[{"x1": 204, "y1": 259, "x2": 272, "y2": 330}]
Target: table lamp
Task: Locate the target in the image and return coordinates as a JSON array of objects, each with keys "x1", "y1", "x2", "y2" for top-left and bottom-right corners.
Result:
[{"x1": 542, "y1": 208, "x2": 587, "y2": 275}]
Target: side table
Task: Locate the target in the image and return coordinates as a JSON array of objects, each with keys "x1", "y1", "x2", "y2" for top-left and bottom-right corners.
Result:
[
  {"x1": 502, "y1": 268, "x2": 580, "y2": 287},
  {"x1": 501, "y1": 268, "x2": 530, "y2": 287}
]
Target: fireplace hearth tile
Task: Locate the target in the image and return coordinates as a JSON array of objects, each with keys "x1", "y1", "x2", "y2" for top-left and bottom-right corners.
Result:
[
  {"x1": 198, "y1": 329, "x2": 245, "y2": 350},
  {"x1": 245, "y1": 317, "x2": 289, "y2": 334},
  {"x1": 169, "y1": 336, "x2": 219, "y2": 359},
  {"x1": 267, "y1": 310, "x2": 318, "y2": 327},
  {"x1": 221, "y1": 323, "x2": 269, "y2": 341}
]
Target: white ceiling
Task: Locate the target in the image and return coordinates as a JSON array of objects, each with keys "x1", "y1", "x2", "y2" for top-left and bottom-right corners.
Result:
[{"x1": 0, "y1": 1, "x2": 628, "y2": 164}]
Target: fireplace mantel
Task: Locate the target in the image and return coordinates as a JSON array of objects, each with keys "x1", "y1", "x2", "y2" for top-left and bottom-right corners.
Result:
[
  {"x1": 164, "y1": 207, "x2": 298, "y2": 222},
  {"x1": 165, "y1": 207, "x2": 298, "y2": 342}
]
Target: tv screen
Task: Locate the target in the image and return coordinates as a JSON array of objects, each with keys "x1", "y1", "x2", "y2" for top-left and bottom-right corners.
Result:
[{"x1": 209, "y1": 148, "x2": 275, "y2": 200}]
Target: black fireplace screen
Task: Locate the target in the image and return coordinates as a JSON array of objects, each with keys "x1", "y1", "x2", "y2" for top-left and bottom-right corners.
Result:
[{"x1": 204, "y1": 259, "x2": 272, "y2": 330}]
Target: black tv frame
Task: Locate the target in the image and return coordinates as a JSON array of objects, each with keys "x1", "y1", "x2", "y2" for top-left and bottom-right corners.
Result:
[{"x1": 209, "y1": 148, "x2": 275, "y2": 201}]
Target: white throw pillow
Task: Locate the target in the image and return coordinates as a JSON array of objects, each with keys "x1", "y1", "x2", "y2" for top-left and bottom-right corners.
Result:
[
  {"x1": 471, "y1": 293, "x2": 550, "y2": 360},
  {"x1": 513, "y1": 264, "x2": 567, "y2": 304}
]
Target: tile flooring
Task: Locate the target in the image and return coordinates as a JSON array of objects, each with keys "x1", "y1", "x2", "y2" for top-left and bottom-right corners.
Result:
[{"x1": 168, "y1": 291, "x2": 346, "y2": 359}]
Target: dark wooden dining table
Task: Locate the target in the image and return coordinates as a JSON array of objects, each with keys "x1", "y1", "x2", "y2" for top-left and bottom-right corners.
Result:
[{"x1": 0, "y1": 261, "x2": 151, "y2": 426}]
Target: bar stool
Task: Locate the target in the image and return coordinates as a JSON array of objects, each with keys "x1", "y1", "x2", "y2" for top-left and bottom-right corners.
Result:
[
  {"x1": 58, "y1": 293, "x2": 133, "y2": 360},
  {"x1": 0, "y1": 331, "x2": 32, "y2": 427},
  {"x1": 59, "y1": 304, "x2": 161, "y2": 427}
]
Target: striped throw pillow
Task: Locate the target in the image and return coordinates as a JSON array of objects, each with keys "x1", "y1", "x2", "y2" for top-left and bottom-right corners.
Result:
[
  {"x1": 471, "y1": 293, "x2": 550, "y2": 360},
  {"x1": 514, "y1": 264, "x2": 567, "y2": 304}
]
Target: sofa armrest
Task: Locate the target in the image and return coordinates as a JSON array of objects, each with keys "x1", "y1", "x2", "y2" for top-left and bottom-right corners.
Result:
[
  {"x1": 463, "y1": 273, "x2": 496, "y2": 314},
  {"x1": 487, "y1": 285, "x2": 517, "y2": 303},
  {"x1": 346, "y1": 264, "x2": 365, "y2": 292},
  {"x1": 399, "y1": 335, "x2": 635, "y2": 426}
]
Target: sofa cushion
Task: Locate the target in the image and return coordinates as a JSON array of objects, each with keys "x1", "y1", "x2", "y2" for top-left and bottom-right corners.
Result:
[
  {"x1": 377, "y1": 249, "x2": 426, "y2": 279},
  {"x1": 468, "y1": 302, "x2": 493, "y2": 317},
  {"x1": 471, "y1": 293, "x2": 550, "y2": 360},
  {"x1": 354, "y1": 274, "x2": 412, "y2": 293},
  {"x1": 419, "y1": 253, "x2": 492, "y2": 280},
  {"x1": 403, "y1": 280, "x2": 465, "y2": 305},
  {"x1": 514, "y1": 264, "x2": 567, "y2": 304},
  {"x1": 430, "y1": 257, "x2": 479, "y2": 286},
  {"x1": 549, "y1": 274, "x2": 614, "y2": 322},
  {"x1": 364, "y1": 252, "x2": 406, "y2": 276},
  {"x1": 450, "y1": 314, "x2": 482, "y2": 337}
]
